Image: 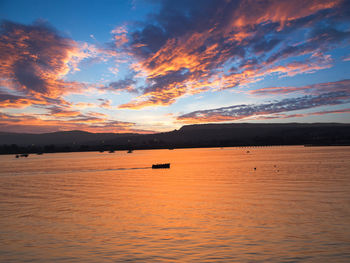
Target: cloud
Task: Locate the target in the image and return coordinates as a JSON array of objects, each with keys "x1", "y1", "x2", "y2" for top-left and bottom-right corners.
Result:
[
  {"x1": 253, "y1": 108, "x2": 350, "y2": 120},
  {"x1": 102, "y1": 76, "x2": 137, "y2": 93},
  {"x1": 46, "y1": 106, "x2": 81, "y2": 117},
  {"x1": 0, "y1": 20, "x2": 116, "y2": 112},
  {"x1": 0, "y1": 20, "x2": 88, "y2": 97},
  {"x1": 111, "y1": 25, "x2": 129, "y2": 46},
  {"x1": 98, "y1": 98, "x2": 113, "y2": 109},
  {"x1": 115, "y1": 0, "x2": 349, "y2": 108},
  {"x1": 73, "y1": 102, "x2": 97, "y2": 109},
  {"x1": 0, "y1": 111, "x2": 154, "y2": 134},
  {"x1": 118, "y1": 68, "x2": 190, "y2": 108},
  {"x1": 0, "y1": 88, "x2": 69, "y2": 109},
  {"x1": 177, "y1": 79, "x2": 350, "y2": 123},
  {"x1": 0, "y1": 92, "x2": 32, "y2": 108},
  {"x1": 250, "y1": 79, "x2": 350, "y2": 96},
  {"x1": 0, "y1": 20, "x2": 135, "y2": 133}
]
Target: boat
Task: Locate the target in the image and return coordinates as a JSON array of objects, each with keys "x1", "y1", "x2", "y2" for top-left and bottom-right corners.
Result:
[
  {"x1": 20, "y1": 154, "x2": 29, "y2": 157},
  {"x1": 109, "y1": 150, "x2": 115, "y2": 153},
  {"x1": 127, "y1": 149, "x2": 133, "y2": 153},
  {"x1": 152, "y1": 163, "x2": 170, "y2": 169}
]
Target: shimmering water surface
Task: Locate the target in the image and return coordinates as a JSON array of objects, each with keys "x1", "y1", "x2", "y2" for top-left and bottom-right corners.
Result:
[{"x1": 1, "y1": 146, "x2": 350, "y2": 262}]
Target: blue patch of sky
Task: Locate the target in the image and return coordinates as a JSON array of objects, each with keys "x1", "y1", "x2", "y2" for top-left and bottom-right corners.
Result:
[{"x1": 0, "y1": 0, "x2": 157, "y2": 42}]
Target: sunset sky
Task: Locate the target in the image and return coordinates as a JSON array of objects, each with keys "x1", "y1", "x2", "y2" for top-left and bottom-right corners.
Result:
[{"x1": 1, "y1": 0, "x2": 349, "y2": 133}]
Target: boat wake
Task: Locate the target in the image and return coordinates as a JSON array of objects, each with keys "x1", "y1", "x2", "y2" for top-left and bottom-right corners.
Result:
[{"x1": 4, "y1": 167, "x2": 153, "y2": 177}]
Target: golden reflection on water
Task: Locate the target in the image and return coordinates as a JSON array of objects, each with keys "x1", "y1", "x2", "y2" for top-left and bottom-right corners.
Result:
[{"x1": 0, "y1": 146, "x2": 350, "y2": 262}]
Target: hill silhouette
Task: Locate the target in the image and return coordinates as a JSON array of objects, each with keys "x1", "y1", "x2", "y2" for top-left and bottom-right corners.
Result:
[{"x1": 1, "y1": 123, "x2": 350, "y2": 154}]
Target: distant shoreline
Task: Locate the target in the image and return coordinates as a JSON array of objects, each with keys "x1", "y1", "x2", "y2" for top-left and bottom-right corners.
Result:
[
  {"x1": 1, "y1": 123, "x2": 350, "y2": 155},
  {"x1": 2, "y1": 144, "x2": 350, "y2": 156}
]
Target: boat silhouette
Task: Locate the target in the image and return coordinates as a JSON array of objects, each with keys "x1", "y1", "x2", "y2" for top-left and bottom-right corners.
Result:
[{"x1": 152, "y1": 163, "x2": 170, "y2": 169}]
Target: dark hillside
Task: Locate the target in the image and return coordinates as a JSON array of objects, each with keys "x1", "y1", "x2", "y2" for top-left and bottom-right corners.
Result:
[{"x1": 1, "y1": 123, "x2": 350, "y2": 154}]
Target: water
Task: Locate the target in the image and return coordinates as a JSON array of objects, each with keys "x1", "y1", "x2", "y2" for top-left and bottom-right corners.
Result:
[{"x1": 0, "y1": 146, "x2": 350, "y2": 262}]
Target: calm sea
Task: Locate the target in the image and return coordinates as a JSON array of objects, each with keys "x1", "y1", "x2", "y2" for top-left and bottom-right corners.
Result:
[{"x1": 0, "y1": 146, "x2": 350, "y2": 262}]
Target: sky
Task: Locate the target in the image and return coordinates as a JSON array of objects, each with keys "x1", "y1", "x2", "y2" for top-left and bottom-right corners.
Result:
[{"x1": 0, "y1": 0, "x2": 349, "y2": 134}]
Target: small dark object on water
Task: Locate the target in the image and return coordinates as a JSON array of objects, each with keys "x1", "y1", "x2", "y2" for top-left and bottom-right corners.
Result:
[
  {"x1": 152, "y1": 163, "x2": 170, "y2": 169},
  {"x1": 20, "y1": 154, "x2": 29, "y2": 157},
  {"x1": 247, "y1": 151, "x2": 250, "y2": 153},
  {"x1": 254, "y1": 167, "x2": 256, "y2": 170},
  {"x1": 127, "y1": 149, "x2": 133, "y2": 153},
  {"x1": 109, "y1": 150, "x2": 115, "y2": 153},
  {"x1": 15, "y1": 155, "x2": 19, "y2": 158}
]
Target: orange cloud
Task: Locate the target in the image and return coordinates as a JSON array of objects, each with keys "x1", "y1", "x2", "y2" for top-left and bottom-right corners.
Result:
[
  {"x1": 119, "y1": 0, "x2": 344, "y2": 109},
  {"x1": 250, "y1": 79, "x2": 350, "y2": 96},
  {"x1": 0, "y1": 20, "x2": 115, "y2": 114},
  {"x1": 229, "y1": 0, "x2": 340, "y2": 30},
  {"x1": 122, "y1": 51, "x2": 333, "y2": 108},
  {"x1": 0, "y1": 21, "x2": 123, "y2": 132},
  {"x1": 0, "y1": 111, "x2": 154, "y2": 134},
  {"x1": 0, "y1": 21, "x2": 88, "y2": 97},
  {"x1": 0, "y1": 95, "x2": 32, "y2": 108},
  {"x1": 255, "y1": 108, "x2": 350, "y2": 120},
  {"x1": 47, "y1": 106, "x2": 81, "y2": 117},
  {"x1": 177, "y1": 79, "x2": 350, "y2": 124}
]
